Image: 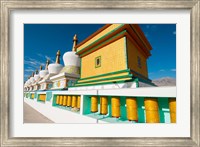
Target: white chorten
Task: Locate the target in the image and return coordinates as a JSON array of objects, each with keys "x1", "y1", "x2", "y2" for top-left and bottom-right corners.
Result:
[
  {"x1": 62, "y1": 34, "x2": 80, "y2": 75},
  {"x1": 48, "y1": 50, "x2": 63, "y2": 74}
]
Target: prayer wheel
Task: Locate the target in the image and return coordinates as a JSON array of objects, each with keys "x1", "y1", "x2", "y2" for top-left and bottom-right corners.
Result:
[
  {"x1": 169, "y1": 98, "x2": 176, "y2": 123},
  {"x1": 40, "y1": 94, "x2": 46, "y2": 101},
  {"x1": 67, "y1": 95, "x2": 72, "y2": 107},
  {"x1": 63, "y1": 95, "x2": 67, "y2": 106},
  {"x1": 72, "y1": 96, "x2": 77, "y2": 108},
  {"x1": 126, "y1": 97, "x2": 138, "y2": 121},
  {"x1": 31, "y1": 94, "x2": 34, "y2": 99},
  {"x1": 91, "y1": 96, "x2": 98, "y2": 112},
  {"x1": 100, "y1": 96, "x2": 108, "y2": 115},
  {"x1": 59, "y1": 95, "x2": 63, "y2": 105},
  {"x1": 77, "y1": 96, "x2": 81, "y2": 109},
  {"x1": 111, "y1": 97, "x2": 120, "y2": 118},
  {"x1": 144, "y1": 98, "x2": 160, "y2": 123},
  {"x1": 56, "y1": 95, "x2": 60, "y2": 104}
]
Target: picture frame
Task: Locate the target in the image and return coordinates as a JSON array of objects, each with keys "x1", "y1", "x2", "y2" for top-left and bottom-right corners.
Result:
[{"x1": 0, "y1": 0, "x2": 199, "y2": 146}]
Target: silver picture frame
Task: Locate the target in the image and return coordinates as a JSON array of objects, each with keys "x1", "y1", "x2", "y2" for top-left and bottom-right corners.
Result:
[{"x1": 1, "y1": 0, "x2": 199, "y2": 146}]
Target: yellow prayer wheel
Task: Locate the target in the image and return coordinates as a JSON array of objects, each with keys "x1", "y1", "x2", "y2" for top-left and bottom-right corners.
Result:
[
  {"x1": 144, "y1": 98, "x2": 160, "y2": 123},
  {"x1": 111, "y1": 97, "x2": 120, "y2": 118},
  {"x1": 67, "y1": 95, "x2": 72, "y2": 107},
  {"x1": 31, "y1": 94, "x2": 34, "y2": 99},
  {"x1": 77, "y1": 96, "x2": 81, "y2": 109},
  {"x1": 59, "y1": 95, "x2": 63, "y2": 105},
  {"x1": 63, "y1": 95, "x2": 67, "y2": 106},
  {"x1": 40, "y1": 94, "x2": 46, "y2": 101},
  {"x1": 100, "y1": 96, "x2": 108, "y2": 115},
  {"x1": 71, "y1": 96, "x2": 77, "y2": 108},
  {"x1": 56, "y1": 95, "x2": 60, "y2": 104},
  {"x1": 126, "y1": 97, "x2": 138, "y2": 121},
  {"x1": 91, "y1": 96, "x2": 98, "y2": 112},
  {"x1": 169, "y1": 98, "x2": 176, "y2": 123}
]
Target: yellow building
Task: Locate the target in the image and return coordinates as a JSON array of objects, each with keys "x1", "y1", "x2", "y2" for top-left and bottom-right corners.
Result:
[{"x1": 74, "y1": 24, "x2": 152, "y2": 87}]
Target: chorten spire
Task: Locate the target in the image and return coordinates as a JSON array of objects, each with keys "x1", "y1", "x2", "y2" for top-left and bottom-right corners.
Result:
[
  {"x1": 72, "y1": 34, "x2": 78, "y2": 52},
  {"x1": 35, "y1": 69, "x2": 38, "y2": 74},
  {"x1": 45, "y1": 59, "x2": 50, "y2": 70},
  {"x1": 32, "y1": 72, "x2": 34, "y2": 77},
  {"x1": 40, "y1": 65, "x2": 43, "y2": 70},
  {"x1": 56, "y1": 50, "x2": 61, "y2": 64}
]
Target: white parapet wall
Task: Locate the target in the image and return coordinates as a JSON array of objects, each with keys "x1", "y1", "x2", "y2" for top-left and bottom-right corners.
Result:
[
  {"x1": 24, "y1": 86, "x2": 176, "y2": 123},
  {"x1": 98, "y1": 86, "x2": 176, "y2": 98}
]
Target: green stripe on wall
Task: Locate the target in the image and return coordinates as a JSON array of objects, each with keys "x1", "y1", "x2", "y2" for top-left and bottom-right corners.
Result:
[
  {"x1": 70, "y1": 78, "x2": 136, "y2": 88},
  {"x1": 77, "y1": 74, "x2": 133, "y2": 84},
  {"x1": 78, "y1": 69, "x2": 130, "y2": 81}
]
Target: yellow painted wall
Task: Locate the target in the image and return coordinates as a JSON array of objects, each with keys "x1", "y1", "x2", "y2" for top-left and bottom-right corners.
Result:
[
  {"x1": 127, "y1": 38, "x2": 148, "y2": 78},
  {"x1": 77, "y1": 24, "x2": 123, "y2": 52},
  {"x1": 81, "y1": 37, "x2": 127, "y2": 78}
]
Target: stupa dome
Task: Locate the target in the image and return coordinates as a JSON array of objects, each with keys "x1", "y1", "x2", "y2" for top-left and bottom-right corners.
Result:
[
  {"x1": 39, "y1": 70, "x2": 49, "y2": 78},
  {"x1": 48, "y1": 50, "x2": 63, "y2": 74},
  {"x1": 63, "y1": 51, "x2": 80, "y2": 67},
  {"x1": 30, "y1": 72, "x2": 35, "y2": 84},
  {"x1": 48, "y1": 63, "x2": 63, "y2": 74},
  {"x1": 62, "y1": 34, "x2": 80, "y2": 74},
  {"x1": 39, "y1": 60, "x2": 49, "y2": 78},
  {"x1": 26, "y1": 78, "x2": 30, "y2": 85},
  {"x1": 34, "y1": 69, "x2": 40, "y2": 81}
]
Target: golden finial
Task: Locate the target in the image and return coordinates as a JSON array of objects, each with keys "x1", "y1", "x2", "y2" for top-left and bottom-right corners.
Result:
[
  {"x1": 56, "y1": 50, "x2": 60, "y2": 64},
  {"x1": 45, "y1": 59, "x2": 50, "y2": 70},
  {"x1": 40, "y1": 65, "x2": 43, "y2": 70},
  {"x1": 35, "y1": 69, "x2": 38, "y2": 74},
  {"x1": 72, "y1": 34, "x2": 78, "y2": 52}
]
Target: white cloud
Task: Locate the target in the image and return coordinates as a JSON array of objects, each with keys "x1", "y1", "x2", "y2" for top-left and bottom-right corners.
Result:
[
  {"x1": 45, "y1": 55, "x2": 55, "y2": 63},
  {"x1": 24, "y1": 57, "x2": 45, "y2": 69},
  {"x1": 159, "y1": 69, "x2": 165, "y2": 72},
  {"x1": 24, "y1": 69, "x2": 34, "y2": 72},
  {"x1": 37, "y1": 53, "x2": 43, "y2": 57},
  {"x1": 171, "y1": 69, "x2": 176, "y2": 72}
]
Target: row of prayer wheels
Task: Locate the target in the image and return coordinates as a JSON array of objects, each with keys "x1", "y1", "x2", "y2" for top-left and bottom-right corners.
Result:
[
  {"x1": 56, "y1": 95, "x2": 81, "y2": 109},
  {"x1": 90, "y1": 96, "x2": 176, "y2": 123}
]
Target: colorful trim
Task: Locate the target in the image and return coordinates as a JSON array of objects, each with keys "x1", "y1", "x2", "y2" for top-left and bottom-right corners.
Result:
[
  {"x1": 130, "y1": 25, "x2": 152, "y2": 50},
  {"x1": 77, "y1": 74, "x2": 132, "y2": 85},
  {"x1": 130, "y1": 69, "x2": 151, "y2": 82},
  {"x1": 79, "y1": 30, "x2": 127, "y2": 57},
  {"x1": 75, "y1": 24, "x2": 111, "y2": 48},
  {"x1": 76, "y1": 24, "x2": 124, "y2": 54},
  {"x1": 124, "y1": 37, "x2": 128, "y2": 69},
  {"x1": 79, "y1": 69, "x2": 130, "y2": 81},
  {"x1": 80, "y1": 58, "x2": 82, "y2": 77},
  {"x1": 137, "y1": 77, "x2": 156, "y2": 86},
  {"x1": 70, "y1": 78, "x2": 136, "y2": 88},
  {"x1": 128, "y1": 25, "x2": 151, "y2": 57}
]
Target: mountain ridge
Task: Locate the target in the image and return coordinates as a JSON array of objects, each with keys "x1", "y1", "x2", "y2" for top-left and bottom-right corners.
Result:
[{"x1": 152, "y1": 77, "x2": 176, "y2": 86}]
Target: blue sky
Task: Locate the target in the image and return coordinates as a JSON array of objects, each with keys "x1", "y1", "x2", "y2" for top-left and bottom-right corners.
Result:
[{"x1": 24, "y1": 24, "x2": 176, "y2": 81}]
